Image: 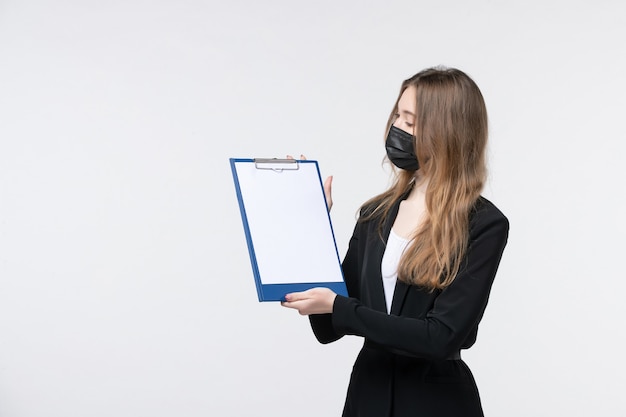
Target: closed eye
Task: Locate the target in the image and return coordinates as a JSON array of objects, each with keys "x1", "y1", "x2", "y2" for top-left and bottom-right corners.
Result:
[{"x1": 395, "y1": 110, "x2": 415, "y2": 129}]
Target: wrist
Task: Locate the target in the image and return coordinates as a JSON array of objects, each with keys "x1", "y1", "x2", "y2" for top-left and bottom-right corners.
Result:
[{"x1": 328, "y1": 293, "x2": 337, "y2": 313}]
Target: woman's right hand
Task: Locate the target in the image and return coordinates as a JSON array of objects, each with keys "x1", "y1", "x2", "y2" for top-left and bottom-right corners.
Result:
[{"x1": 287, "y1": 154, "x2": 333, "y2": 212}]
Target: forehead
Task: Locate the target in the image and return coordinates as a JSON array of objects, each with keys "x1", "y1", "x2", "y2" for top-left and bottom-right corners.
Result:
[{"x1": 398, "y1": 85, "x2": 417, "y2": 113}]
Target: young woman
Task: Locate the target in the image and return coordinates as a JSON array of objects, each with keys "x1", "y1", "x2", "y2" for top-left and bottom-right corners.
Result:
[{"x1": 282, "y1": 67, "x2": 509, "y2": 417}]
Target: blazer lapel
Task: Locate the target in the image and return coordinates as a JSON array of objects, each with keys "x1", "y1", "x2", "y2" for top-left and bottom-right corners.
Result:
[
  {"x1": 361, "y1": 227, "x2": 387, "y2": 313},
  {"x1": 390, "y1": 280, "x2": 410, "y2": 315},
  {"x1": 362, "y1": 197, "x2": 405, "y2": 313},
  {"x1": 387, "y1": 193, "x2": 411, "y2": 316}
]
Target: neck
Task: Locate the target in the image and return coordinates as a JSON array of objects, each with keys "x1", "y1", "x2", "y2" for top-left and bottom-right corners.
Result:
[{"x1": 406, "y1": 171, "x2": 429, "y2": 201}]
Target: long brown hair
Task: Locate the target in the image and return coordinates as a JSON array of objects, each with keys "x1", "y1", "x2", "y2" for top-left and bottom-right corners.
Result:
[{"x1": 362, "y1": 67, "x2": 488, "y2": 290}]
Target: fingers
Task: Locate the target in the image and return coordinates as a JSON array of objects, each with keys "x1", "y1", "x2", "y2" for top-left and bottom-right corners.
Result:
[
  {"x1": 281, "y1": 288, "x2": 336, "y2": 315},
  {"x1": 284, "y1": 289, "x2": 314, "y2": 302},
  {"x1": 324, "y1": 176, "x2": 333, "y2": 192},
  {"x1": 281, "y1": 291, "x2": 313, "y2": 315},
  {"x1": 324, "y1": 176, "x2": 333, "y2": 211},
  {"x1": 285, "y1": 154, "x2": 307, "y2": 160},
  {"x1": 281, "y1": 289, "x2": 315, "y2": 315},
  {"x1": 281, "y1": 299, "x2": 310, "y2": 315}
]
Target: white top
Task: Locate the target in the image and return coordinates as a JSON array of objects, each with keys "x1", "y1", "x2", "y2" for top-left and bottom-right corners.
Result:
[{"x1": 380, "y1": 229, "x2": 410, "y2": 314}]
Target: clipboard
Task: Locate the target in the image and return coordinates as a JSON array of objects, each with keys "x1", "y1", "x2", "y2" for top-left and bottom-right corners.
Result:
[{"x1": 230, "y1": 158, "x2": 348, "y2": 301}]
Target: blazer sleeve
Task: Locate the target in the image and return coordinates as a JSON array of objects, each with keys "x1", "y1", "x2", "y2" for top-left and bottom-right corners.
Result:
[
  {"x1": 331, "y1": 206, "x2": 509, "y2": 360},
  {"x1": 308, "y1": 221, "x2": 362, "y2": 344}
]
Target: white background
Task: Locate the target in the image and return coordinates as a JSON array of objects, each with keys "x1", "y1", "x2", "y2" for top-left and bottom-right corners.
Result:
[{"x1": 1, "y1": 1, "x2": 625, "y2": 416}]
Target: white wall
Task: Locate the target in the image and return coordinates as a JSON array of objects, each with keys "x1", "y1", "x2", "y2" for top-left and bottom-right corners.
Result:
[{"x1": 1, "y1": 1, "x2": 624, "y2": 416}]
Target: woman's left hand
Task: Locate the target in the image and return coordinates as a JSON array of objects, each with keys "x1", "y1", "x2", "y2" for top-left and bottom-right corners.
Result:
[{"x1": 281, "y1": 288, "x2": 337, "y2": 315}]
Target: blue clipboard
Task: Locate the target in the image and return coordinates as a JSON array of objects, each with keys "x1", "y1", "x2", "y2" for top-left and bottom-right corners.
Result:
[{"x1": 230, "y1": 158, "x2": 348, "y2": 301}]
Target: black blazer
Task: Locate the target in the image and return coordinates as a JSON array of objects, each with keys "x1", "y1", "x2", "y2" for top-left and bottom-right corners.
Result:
[{"x1": 309, "y1": 196, "x2": 509, "y2": 417}]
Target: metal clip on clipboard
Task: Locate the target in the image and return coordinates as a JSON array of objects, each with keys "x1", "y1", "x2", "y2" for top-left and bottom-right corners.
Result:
[{"x1": 254, "y1": 158, "x2": 299, "y2": 172}]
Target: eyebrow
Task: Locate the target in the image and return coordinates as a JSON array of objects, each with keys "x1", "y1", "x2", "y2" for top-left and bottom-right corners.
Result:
[{"x1": 400, "y1": 109, "x2": 416, "y2": 117}]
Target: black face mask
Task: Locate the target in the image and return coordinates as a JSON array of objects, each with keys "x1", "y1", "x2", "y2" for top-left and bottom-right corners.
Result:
[{"x1": 385, "y1": 125, "x2": 419, "y2": 171}]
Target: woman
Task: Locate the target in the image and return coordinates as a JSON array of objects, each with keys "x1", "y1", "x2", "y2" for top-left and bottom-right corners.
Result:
[{"x1": 282, "y1": 67, "x2": 509, "y2": 417}]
